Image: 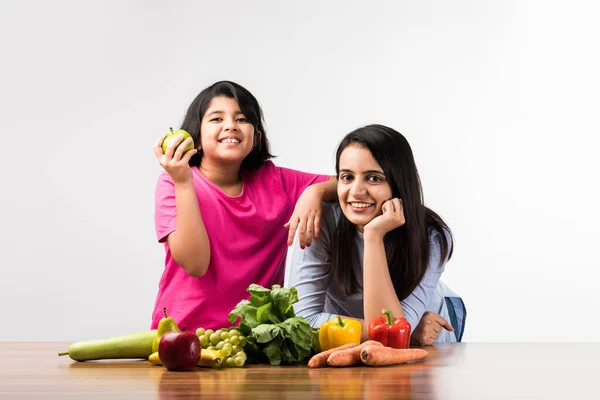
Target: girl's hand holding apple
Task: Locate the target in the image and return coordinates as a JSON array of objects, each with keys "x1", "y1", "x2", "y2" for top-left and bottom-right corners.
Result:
[{"x1": 154, "y1": 131, "x2": 198, "y2": 185}]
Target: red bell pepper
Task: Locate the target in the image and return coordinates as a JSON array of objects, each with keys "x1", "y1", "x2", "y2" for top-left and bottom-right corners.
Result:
[{"x1": 368, "y1": 308, "x2": 411, "y2": 349}]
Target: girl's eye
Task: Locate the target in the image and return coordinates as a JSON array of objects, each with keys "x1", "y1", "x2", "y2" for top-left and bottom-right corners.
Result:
[
  {"x1": 210, "y1": 118, "x2": 222, "y2": 122},
  {"x1": 339, "y1": 174, "x2": 353, "y2": 181},
  {"x1": 237, "y1": 117, "x2": 249, "y2": 123}
]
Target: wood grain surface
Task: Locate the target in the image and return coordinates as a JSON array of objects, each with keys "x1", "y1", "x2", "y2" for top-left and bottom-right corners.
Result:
[{"x1": 1, "y1": 342, "x2": 597, "y2": 399}]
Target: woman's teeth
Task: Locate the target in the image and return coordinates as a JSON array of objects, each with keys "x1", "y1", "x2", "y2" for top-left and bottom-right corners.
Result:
[
  {"x1": 350, "y1": 202, "x2": 373, "y2": 208},
  {"x1": 220, "y1": 138, "x2": 240, "y2": 143}
]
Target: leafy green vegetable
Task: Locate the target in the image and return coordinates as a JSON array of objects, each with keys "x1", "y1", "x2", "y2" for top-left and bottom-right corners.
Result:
[
  {"x1": 270, "y1": 285, "x2": 298, "y2": 319},
  {"x1": 248, "y1": 284, "x2": 271, "y2": 307},
  {"x1": 228, "y1": 284, "x2": 319, "y2": 365},
  {"x1": 252, "y1": 324, "x2": 283, "y2": 344},
  {"x1": 228, "y1": 300, "x2": 259, "y2": 334},
  {"x1": 263, "y1": 338, "x2": 284, "y2": 366}
]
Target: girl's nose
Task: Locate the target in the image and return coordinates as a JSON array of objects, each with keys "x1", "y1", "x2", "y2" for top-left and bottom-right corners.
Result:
[{"x1": 224, "y1": 118, "x2": 238, "y2": 131}]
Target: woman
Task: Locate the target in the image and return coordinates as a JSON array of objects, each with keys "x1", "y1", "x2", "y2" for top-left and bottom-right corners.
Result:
[{"x1": 287, "y1": 124, "x2": 466, "y2": 344}]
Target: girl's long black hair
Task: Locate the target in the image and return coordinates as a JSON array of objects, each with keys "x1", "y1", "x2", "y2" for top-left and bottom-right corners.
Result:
[{"x1": 180, "y1": 80, "x2": 274, "y2": 170}]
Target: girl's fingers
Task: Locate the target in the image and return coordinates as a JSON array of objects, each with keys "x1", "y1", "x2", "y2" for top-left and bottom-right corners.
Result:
[
  {"x1": 181, "y1": 148, "x2": 198, "y2": 164},
  {"x1": 305, "y1": 214, "x2": 315, "y2": 247},
  {"x1": 286, "y1": 217, "x2": 299, "y2": 246},
  {"x1": 173, "y1": 137, "x2": 192, "y2": 160},
  {"x1": 154, "y1": 133, "x2": 168, "y2": 149},
  {"x1": 313, "y1": 211, "x2": 322, "y2": 241},
  {"x1": 297, "y1": 216, "x2": 308, "y2": 248},
  {"x1": 154, "y1": 143, "x2": 165, "y2": 161},
  {"x1": 165, "y1": 134, "x2": 184, "y2": 159},
  {"x1": 154, "y1": 134, "x2": 168, "y2": 160}
]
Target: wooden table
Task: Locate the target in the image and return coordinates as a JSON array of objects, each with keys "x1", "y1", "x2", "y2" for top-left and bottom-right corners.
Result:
[{"x1": 1, "y1": 342, "x2": 597, "y2": 399}]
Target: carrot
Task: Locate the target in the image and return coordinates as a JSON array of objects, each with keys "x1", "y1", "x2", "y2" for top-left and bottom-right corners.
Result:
[
  {"x1": 308, "y1": 343, "x2": 358, "y2": 368},
  {"x1": 326, "y1": 340, "x2": 384, "y2": 367},
  {"x1": 360, "y1": 345, "x2": 428, "y2": 367}
]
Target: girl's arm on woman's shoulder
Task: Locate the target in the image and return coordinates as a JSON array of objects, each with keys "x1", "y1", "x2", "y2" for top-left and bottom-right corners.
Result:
[
  {"x1": 308, "y1": 176, "x2": 338, "y2": 201},
  {"x1": 286, "y1": 176, "x2": 337, "y2": 247}
]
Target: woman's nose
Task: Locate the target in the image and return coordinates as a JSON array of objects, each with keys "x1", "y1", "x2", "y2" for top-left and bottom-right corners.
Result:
[{"x1": 349, "y1": 181, "x2": 366, "y2": 196}]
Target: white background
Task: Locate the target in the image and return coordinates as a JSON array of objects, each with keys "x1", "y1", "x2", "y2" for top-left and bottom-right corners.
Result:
[{"x1": 1, "y1": 0, "x2": 598, "y2": 342}]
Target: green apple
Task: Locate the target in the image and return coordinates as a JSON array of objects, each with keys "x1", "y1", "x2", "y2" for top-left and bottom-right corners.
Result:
[{"x1": 161, "y1": 127, "x2": 194, "y2": 154}]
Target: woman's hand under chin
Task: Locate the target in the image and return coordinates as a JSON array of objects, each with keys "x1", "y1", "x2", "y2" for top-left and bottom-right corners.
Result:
[{"x1": 363, "y1": 198, "x2": 405, "y2": 238}]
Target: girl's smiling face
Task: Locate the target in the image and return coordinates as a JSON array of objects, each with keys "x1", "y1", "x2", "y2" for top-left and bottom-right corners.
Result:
[
  {"x1": 199, "y1": 96, "x2": 257, "y2": 165},
  {"x1": 337, "y1": 144, "x2": 393, "y2": 232}
]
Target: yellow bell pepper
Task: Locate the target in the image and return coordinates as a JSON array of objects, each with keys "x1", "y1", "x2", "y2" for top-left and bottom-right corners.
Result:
[{"x1": 319, "y1": 316, "x2": 362, "y2": 351}]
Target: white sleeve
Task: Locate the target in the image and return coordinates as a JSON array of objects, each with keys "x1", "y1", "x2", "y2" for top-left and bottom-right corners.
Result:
[
  {"x1": 287, "y1": 202, "x2": 339, "y2": 328},
  {"x1": 400, "y1": 229, "x2": 451, "y2": 331}
]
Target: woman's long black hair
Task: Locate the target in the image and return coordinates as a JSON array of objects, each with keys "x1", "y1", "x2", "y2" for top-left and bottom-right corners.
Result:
[{"x1": 332, "y1": 124, "x2": 453, "y2": 300}]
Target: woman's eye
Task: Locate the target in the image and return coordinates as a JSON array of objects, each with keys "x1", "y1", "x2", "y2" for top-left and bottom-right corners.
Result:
[
  {"x1": 368, "y1": 175, "x2": 384, "y2": 183},
  {"x1": 237, "y1": 117, "x2": 249, "y2": 123},
  {"x1": 340, "y1": 174, "x2": 353, "y2": 181},
  {"x1": 210, "y1": 118, "x2": 222, "y2": 122}
]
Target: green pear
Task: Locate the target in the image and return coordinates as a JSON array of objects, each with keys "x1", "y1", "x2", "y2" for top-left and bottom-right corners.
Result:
[{"x1": 161, "y1": 127, "x2": 194, "y2": 154}]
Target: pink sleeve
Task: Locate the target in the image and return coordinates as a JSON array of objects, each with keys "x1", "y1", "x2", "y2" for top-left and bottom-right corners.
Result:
[
  {"x1": 275, "y1": 164, "x2": 331, "y2": 204},
  {"x1": 154, "y1": 173, "x2": 177, "y2": 243}
]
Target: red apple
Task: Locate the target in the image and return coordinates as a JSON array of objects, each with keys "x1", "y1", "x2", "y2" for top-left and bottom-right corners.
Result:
[{"x1": 158, "y1": 331, "x2": 201, "y2": 371}]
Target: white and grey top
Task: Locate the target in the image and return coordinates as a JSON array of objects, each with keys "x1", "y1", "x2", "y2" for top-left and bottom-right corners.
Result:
[{"x1": 287, "y1": 201, "x2": 461, "y2": 343}]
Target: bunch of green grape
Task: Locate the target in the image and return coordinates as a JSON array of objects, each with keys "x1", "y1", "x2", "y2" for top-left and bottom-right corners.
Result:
[{"x1": 195, "y1": 327, "x2": 248, "y2": 367}]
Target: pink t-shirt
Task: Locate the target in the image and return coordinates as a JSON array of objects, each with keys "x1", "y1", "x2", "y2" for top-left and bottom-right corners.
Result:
[{"x1": 151, "y1": 161, "x2": 329, "y2": 331}]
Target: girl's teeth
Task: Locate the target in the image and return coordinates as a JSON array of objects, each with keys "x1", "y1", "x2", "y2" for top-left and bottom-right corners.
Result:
[
  {"x1": 351, "y1": 203, "x2": 372, "y2": 208},
  {"x1": 221, "y1": 138, "x2": 240, "y2": 143}
]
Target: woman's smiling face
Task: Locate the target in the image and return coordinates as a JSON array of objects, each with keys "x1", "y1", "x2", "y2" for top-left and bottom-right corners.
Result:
[{"x1": 337, "y1": 143, "x2": 393, "y2": 232}]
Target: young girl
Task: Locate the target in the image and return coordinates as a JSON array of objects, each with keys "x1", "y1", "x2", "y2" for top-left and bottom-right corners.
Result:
[
  {"x1": 288, "y1": 124, "x2": 466, "y2": 345},
  {"x1": 152, "y1": 80, "x2": 335, "y2": 331}
]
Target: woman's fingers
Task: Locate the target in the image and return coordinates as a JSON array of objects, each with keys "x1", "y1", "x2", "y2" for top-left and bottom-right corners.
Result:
[
  {"x1": 438, "y1": 315, "x2": 454, "y2": 331},
  {"x1": 392, "y1": 198, "x2": 405, "y2": 225},
  {"x1": 382, "y1": 199, "x2": 394, "y2": 214},
  {"x1": 392, "y1": 198, "x2": 403, "y2": 214}
]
